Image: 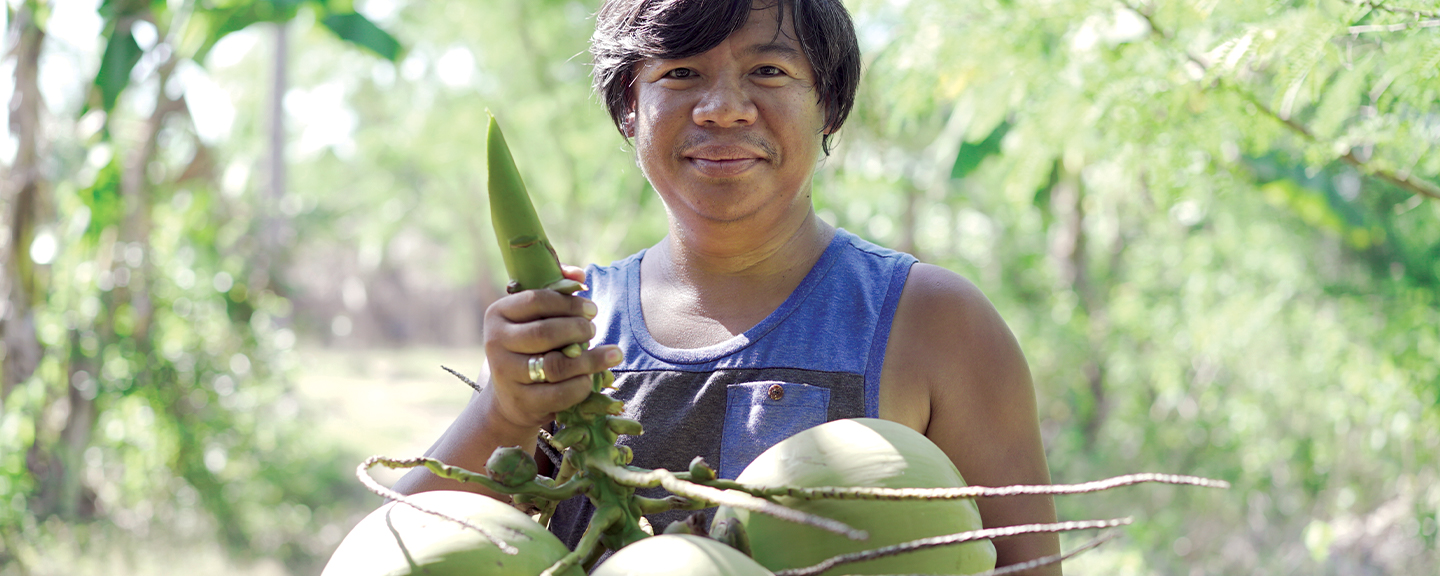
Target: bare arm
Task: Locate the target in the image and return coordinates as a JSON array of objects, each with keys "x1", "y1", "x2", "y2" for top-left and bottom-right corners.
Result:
[
  {"x1": 390, "y1": 385, "x2": 554, "y2": 499},
  {"x1": 392, "y1": 266, "x2": 621, "y2": 499},
  {"x1": 880, "y1": 263, "x2": 1060, "y2": 575}
]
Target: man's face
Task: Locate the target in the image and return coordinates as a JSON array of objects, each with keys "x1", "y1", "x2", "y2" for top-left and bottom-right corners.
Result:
[{"x1": 629, "y1": 2, "x2": 828, "y2": 230}]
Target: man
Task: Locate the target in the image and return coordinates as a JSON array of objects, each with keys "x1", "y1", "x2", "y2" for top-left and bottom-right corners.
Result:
[{"x1": 396, "y1": 0, "x2": 1060, "y2": 572}]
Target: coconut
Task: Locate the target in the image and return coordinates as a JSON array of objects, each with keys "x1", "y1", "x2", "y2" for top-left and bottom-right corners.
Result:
[
  {"x1": 590, "y1": 534, "x2": 773, "y2": 576},
  {"x1": 711, "y1": 418, "x2": 996, "y2": 576},
  {"x1": 321, "y1": 490, "x2": 582, "y2": 576}
]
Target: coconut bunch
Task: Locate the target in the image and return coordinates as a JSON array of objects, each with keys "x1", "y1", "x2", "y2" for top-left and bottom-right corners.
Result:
[
  {"x1": 328, "y1": 415, "x2": 1224, "y2": 576},
  {"x1": 320, "y1": 115, "x2": 1230, "y2": 576}
]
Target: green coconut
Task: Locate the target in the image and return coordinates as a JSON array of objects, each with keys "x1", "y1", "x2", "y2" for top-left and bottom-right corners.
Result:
[
  {"x1": 321, "y1": 490, "x2": 583, "y2": 576},
  {"x1": 711, "y1": 418, "x2": 997, "y2": 576},
  {"x1": 590, "y1": 534, "x2": 774, "y2": 576}
]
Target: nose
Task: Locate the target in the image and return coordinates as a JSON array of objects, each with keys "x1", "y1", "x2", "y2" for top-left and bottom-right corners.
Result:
[{"x1": 692, "y1": 76, "x2": 757, "y2": 128}]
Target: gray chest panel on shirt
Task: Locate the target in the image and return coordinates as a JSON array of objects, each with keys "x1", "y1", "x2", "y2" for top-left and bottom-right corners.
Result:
[{"x1": 544, "y1": 366, "x2": 865, "y2": 548}]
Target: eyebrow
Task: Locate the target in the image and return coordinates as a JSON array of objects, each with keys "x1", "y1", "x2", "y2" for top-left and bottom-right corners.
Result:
[{"x1": 746, "y1": 41, "x2": 803, "y2": 59}]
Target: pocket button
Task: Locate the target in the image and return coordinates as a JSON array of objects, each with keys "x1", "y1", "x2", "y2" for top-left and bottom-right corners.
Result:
[{"x1": 768, "y1": 384, "x2": 785, "y2": 401}]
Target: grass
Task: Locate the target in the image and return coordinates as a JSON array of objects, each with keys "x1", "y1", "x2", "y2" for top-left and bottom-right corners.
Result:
[
  {"x1": 1, "y1": 345, "x2": 486, "y2": 576},
  {"x1": 291, "y1": 345, "x2": 487, "y2": 487}
]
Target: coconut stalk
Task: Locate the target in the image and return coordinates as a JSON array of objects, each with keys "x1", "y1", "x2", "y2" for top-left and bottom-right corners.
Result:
[
  {"x1": 772, "y1": 519, "x2": 1130, "y2": 576},
  {"x1": 350, "y1": 113, "x2": 1231, "y2": 576},
  {"x1": 358, "y1": 447, "x2": 1221, "y2": 576},
  {"x1": 830, "y1": 530, "x2": 1123, "y2": 576},
  {"x1": 695, "y1": 472, "x2": 1230, "y2": 501}
]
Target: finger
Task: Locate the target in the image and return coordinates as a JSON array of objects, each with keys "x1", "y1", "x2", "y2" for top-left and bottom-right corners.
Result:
[
  {"x1": 561, "y1": 264, "x2": 587, "y2": 284},
  {"x1": 497, "y1": 374, "x2": 595, "y2": 428},
  {"x1": 521, "y1": 375, "x2": 595, "y2": 417},
  {"x1": 493, "y1": 289, "x2": 597, "y2": 324},
  {"x1": 529, "y1": 346, "x2": 623, "y2": 384},
  {"x1": 495, "y1": 345, "x2": 621, "y2": 387},
  {"x1": 497, "y1": 315, "x2": 595, "y2": 356}
]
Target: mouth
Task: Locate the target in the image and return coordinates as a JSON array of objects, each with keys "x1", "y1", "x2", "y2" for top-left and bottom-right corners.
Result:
[{"x1": 683, "y1": 144, "x2": 767, "y2": 177}]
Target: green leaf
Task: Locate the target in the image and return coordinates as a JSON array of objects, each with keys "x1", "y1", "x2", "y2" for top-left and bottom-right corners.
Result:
[
  {"x1": 321, "y1": 12, "x2": 400, "y2": 61},
  {"x1": 79, "y1": 157, "x2": 125, "y2": 242},
  {"x1": 186, "y1": 7, "x2": 266, "y2": 64},
  {"x1": 951, "y1": 121, "x2": 1010, "y2": 180},
  {"x1": 92, "y1": 26, "x2": 143, "y2": 113},
  {"x1": 1310, "y1": 60, "x2": 1369, "y2": 140},
  {"x1": 184, "y1": 2, "x2": 313, "y2": 64},
  {"x1": 98, "y1": 0, "x2": 147, "y2": 20}
]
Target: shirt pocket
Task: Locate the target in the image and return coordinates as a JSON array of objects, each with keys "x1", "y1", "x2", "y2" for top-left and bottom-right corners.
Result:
[{"x1": 719, "y1": 381, "x2": 831, "y2": 479}]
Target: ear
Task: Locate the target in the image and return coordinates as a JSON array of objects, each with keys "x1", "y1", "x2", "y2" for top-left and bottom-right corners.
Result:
[{"x1": 622, "y1": 111, "x2": 637, "y2": 138}]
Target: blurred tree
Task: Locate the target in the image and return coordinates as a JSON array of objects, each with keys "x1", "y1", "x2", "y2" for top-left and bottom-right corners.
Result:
[
  {"x1": 3, "y1": 0, "x2": 1436, "y2": 574},
  {"x1": 2, "y1": 0, "x2": 45, "y2": 413},
  {"x1": 1, "y1": 0, "x2": 400, "y2": 572},
  {"x1": 256, "y1": 0, "x2": 1440, "y2": 572},
  {"x1": 273, "y1": 0, "x2": 658, "y2": 345},
  {"x1": 825, "y1": 0, "x2": 1439, "y2": 573}
]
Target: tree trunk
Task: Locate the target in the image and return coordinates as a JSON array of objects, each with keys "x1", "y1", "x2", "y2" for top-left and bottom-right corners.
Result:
[
  {"x1": 2, "y1": 0, "x2": 46, "y2": 405},
  {"x1": 40, "y1": 9, "x2": 183, "y2": 521},
  {"x1": 254, "y1": 21, "x2": 290, "y2": 296},
  {"x1": 114, "y1": 55, "x2": 182, "y2": 345},
  {"x1": 1049, "y1": 162, "x2": 1108, "y2": 451},
  {"x1": 897, "y1": 180, "x2": 921, "y2": 258}
]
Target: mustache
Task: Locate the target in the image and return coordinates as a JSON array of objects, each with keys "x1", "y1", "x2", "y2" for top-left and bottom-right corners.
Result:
[{"x1": 677, "y1": 132, "x2": 778, "y2": 159}]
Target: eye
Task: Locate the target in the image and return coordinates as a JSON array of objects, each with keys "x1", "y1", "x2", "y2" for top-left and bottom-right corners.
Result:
[
  {"x1": 664, "y1": 67, "x2": 696, "y2": 79},
  {"x1": 754, "y1": 65, "x2": 785, "y2": 77}
]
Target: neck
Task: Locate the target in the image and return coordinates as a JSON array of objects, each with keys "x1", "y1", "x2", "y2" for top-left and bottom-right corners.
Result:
[
  {"x1": 639, "y1": 210, "x2": 835, "y2": 348},
  {"x1": 658, "y1": 209, "x2": 834, "y2": 284}
]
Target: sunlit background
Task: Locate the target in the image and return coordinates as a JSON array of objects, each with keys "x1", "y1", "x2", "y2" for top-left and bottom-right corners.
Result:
[{"x1": 2, "y1": 0, "x2": 1438, "y2": 574}]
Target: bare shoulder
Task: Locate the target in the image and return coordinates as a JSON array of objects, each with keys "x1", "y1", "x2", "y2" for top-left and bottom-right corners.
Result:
[
  {"x1": 885, "y1": 263, "x2": 1029, "y2": 402},
  {"x1": 892, "y1": 263, "x2": 1007, "y2": 341}
]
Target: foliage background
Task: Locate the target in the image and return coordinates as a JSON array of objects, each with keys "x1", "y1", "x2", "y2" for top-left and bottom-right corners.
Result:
[{"x1": 2, "y1": 0, "x2": 1437, "y2": 574}]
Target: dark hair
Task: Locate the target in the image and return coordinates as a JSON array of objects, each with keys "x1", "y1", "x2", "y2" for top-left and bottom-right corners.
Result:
[{"x1": 590, "y1": 0, "x2": 861, "y2": 155}]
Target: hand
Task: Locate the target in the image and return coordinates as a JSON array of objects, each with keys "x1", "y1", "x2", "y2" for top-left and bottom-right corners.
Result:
[{"x1": 482, "y1": 265, "x2": 623, "y2": 431}]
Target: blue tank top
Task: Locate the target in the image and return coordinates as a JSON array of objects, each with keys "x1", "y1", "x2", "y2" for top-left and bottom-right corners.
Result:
[{"x1": 544, "y1": 228, "x2": 917, "y2": 546}]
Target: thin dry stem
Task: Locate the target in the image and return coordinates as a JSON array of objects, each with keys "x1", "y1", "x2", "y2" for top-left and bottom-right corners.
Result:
[
  {"x1": 440, "y1": 365, "x2": 485, "y2": 394},
  {"x1": 967, "y1": 530, "x2": 1121, "y2": 576},
  {"x1": 536, "y1": 426, "x2": 573, "y2": 454},
  {"x1": 1233, "y1": 89, "x2": 1440, "y2": 201},
  {"x1": 720, "y1": 472, "x2": 1229, "y2": 501},
  {"x1": 592, "y1": 460, "x2": 869, "y2": 541},
  {"x1": 1349, "y1": 19, "x2": 1440, "y2": 33},
  {"x1": 356, "y1": 455, "x2": 518, "y2": 555},
  {"x1": 1125, "y1": 0, "x2": 1440, "y2": 202},
  {"x1": 851, "y1": 530, "x2": 1120, "y2": 576},
  {"x1": 1359, "y1": 0, "x2": 1439, "y2": 19},
  {"x1": 773, "y1": 518, "x2": 1132, "y2": 576}
]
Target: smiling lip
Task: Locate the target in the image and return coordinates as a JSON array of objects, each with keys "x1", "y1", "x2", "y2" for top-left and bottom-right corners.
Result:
[{"x1": 684, "y1": 144, "x2": 766, "y2": 177}]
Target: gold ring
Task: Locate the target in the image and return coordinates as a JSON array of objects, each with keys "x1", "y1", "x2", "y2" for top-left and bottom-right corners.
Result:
[{"x1": 527, "y1": 355, "x2": 548, "y2": 383}]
